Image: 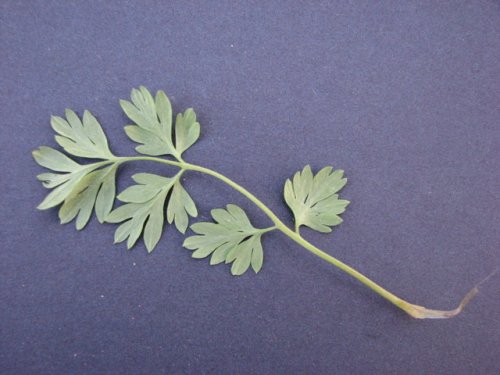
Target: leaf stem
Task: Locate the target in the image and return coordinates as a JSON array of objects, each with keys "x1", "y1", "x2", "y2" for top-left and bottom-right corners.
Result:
[
  {"x1": 114, "y1": 155, "x2": 477, "y2": 319},
  {"x1": 257, "y1": 226, "x2": 278, "y2": 234},
  {"x1": 113, "y1": 156, "x2": 184, "y2": 168},
  {"x1": 294, "y1": 222, "x2": 300, "y2": 233}
]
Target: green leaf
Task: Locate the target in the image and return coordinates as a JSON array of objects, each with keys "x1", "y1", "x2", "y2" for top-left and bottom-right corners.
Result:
[
  {"x1": 32, "y1": 146, "x2": 80, "y2": 172},
  {"x1": 121, "y1": 86, "x2": 176, "y2": 157},
  {"x1": 106, "y1": 173, "x2": 197, "y2": 252},
  {"x1": 183, "y1": 204, "x2": 268, "y2": 275},
  {"x1": 94, "y1": 165, "x2": 118, "y2": 223},
  {"x1": 284, "y1": 165, "x2": 350, "y2": 233},
  {"x1": 36, "y1": 172, "x2": 72, "y2": 188},
  {"x1": 36, "y1": 171, "x2": 86, "y2": 210},
  {"x1": 155, "y1": 90, "x2": 173, "y2": 136},
  {"x1": 143, "y1": 199, "x2": 165, "y2": 252},
  {"x1": 167, "y1": 181, "x2": 198, "y2": 233},
  {"x1": 51, "y1": 110, "x2": 113, "y2": 159},
  {"x1": 58, "y1": 165, "x2": 118, "y2": 229},
  {"x1": 121, "y1": 87, "x2": 201, "y2": 158},
  {"x1": 33, "y1": 150, "x2": 89, "y2": 210},
  {"x1": 33, "y1": 145, "x2": 118, "y2": 227},
  {"x1": 174, "y1": 108, "x2": 200, "y2": 156},
  {"x1": 124, "y1": 125, "x2": 171, "y2": 156}
]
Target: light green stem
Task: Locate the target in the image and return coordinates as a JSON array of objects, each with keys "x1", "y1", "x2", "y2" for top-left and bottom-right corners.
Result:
[
  {"x1": 184, "y1": 161, "x2": 414, "y2": 314},
  {"x1": 113, "y1": 155, "x2": 475, "y2": 319}
]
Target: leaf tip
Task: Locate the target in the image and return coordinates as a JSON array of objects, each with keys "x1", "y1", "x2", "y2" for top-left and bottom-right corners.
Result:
[
  {"x1": 64, "y1": 108, "x2": 75, "y2": 117},
  {"x1": 32, "y1": 149, "x2": 40, "y2": 160},
  {"x1": 230, "y1": 268, "x2": 242, "y2": 276}
]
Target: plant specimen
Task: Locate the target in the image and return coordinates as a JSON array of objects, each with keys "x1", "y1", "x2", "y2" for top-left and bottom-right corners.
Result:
[{"x1": 33, "y1": 86, "x2": 483, "y2": 319}]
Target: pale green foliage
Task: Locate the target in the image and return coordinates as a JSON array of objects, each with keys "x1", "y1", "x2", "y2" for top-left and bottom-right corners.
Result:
[
  {"x1": 183, "y1": 204, "x2": 266, "y2": 275},
  {"x1": 33, "y1": 146, "x2": 117, "y2": 229},
  {"x1": 33, "y1": 87, "x2": 478, "y2": 320},
  {"x1": 106, "y1": 173, "x2": 197, "y2": 252},
  {"x1": 33, "y1": 86, "x2": 351, "y2": 280},
  {"x1": 58, "y1": 165, "x2": 117, "y2": 229},
  {"x1": 33, "y1": 87, "x2": 200, "y2": 250},
  {"x1": 167, "y1": 181, "x2": 198, "y2": 233},
  {"x1": 34, "y1": 110, "x2": 117, "y2": 229},
  {"x1": 51, "y1": 110, "x2": 114, "y2": 159},
  {"x1": 174, "y1": 109, "x2": 200, "y2": 156},
  {"x1": 122, "y1": 86, "x2": 200, "y2": 158},
  {"x1": 284, "y1": 165, "x2": 350, "y2": 233}
]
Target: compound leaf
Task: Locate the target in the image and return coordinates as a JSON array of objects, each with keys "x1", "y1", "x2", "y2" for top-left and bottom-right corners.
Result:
[
  {"x1": 183, "y1": 204, "x2": 268, "y2": 275},
  {"x1": 284, "y1": 165, "x2": 350, "y2": 233}
]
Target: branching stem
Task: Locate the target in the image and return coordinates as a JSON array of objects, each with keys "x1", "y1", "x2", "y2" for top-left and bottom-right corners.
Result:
[{"x1": 113, "y1": 155, "x2": 478, "y2": 319}]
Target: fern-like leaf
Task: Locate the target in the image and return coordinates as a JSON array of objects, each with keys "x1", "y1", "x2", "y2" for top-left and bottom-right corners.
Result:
[
  {"x1": 183, "y1": 204, "x2": 267, "y2": 275},
  {"x1": 284, "y1": 165, "x2": 350, "y2": 233},
  {"x1": 106, "y1": 173, "x2": 197, "y2": 252}
]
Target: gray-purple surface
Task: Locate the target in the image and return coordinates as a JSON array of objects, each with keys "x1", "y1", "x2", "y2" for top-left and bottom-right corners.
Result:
[{"x1": 1, "y1": 1, "x2": 499, "y2": 374}]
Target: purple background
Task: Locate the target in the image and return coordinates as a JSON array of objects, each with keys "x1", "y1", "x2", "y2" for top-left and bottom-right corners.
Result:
[{"x1": 1, "y1": 1, "x2": 499, "y2": 374}]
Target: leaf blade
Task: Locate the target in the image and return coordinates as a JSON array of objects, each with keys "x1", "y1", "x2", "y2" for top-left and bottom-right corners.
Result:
[
  {"x1": 32, "y1": 147, "x2": 80, "y2": 172},
  {"x1": 121, "y1": 87, "x2": 176, "y2": 157},
  {"x1": 95, "y1": 165, "x2": 117, "y2": 223},
  {"x1": 175, "y1": 108, "x2": 200, "y2": 155},
  {"x1": 51, "y1": 110, "x2": 113, "y2": 159},
  {"x1": 284, "y1": 165, "x2": 349, "y2": 233},
  {"x1": 107, "y1": 172, "x2": 194, "y2": 252},
  {"x1": 183, "y1": 204, "x2": 269, "y2": 275}
]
